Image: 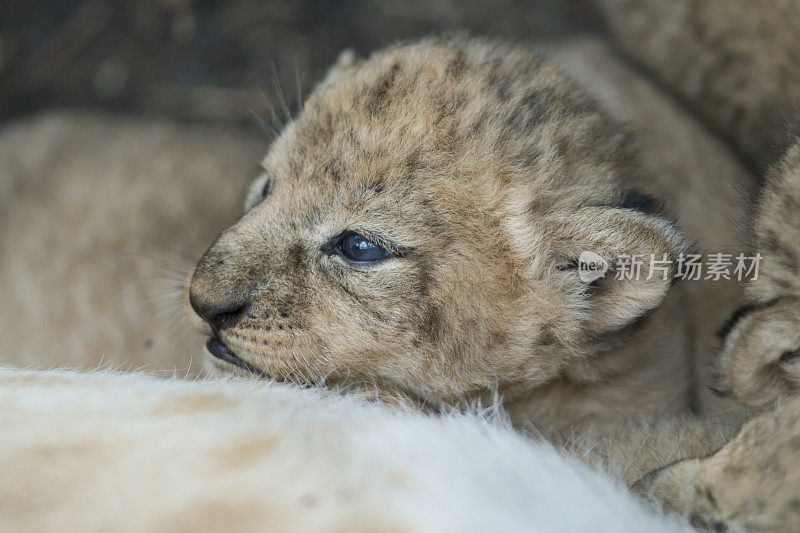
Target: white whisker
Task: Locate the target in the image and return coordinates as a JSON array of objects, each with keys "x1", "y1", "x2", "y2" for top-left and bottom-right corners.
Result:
[
  {"x1": 259, "y1": 83, "x2": 284, "y2": 133},
  {"x1": 293, "y1": 50, "x2": 304, "y2": 114},
  {"x1": 247, "y1": 106, "x2": 279, "y2": 138},
  {"x1": 270, "y1": 60, "x2": 293, "y2": 123}
]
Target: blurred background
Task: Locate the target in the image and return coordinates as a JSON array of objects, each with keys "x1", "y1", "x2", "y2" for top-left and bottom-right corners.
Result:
[{"x1": 0, "y1": 0, "x2": 601, "y2": 130}]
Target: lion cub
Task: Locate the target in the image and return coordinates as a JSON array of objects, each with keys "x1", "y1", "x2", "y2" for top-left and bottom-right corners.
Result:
[
  {"x1": 717, "y1": 140, "x2": 800, "y2": 408},
  {"x1": 635, "y1": 139, "x2": 800, "y2": 530},
  {"x1": 188, "y1": 36, "x2": 751, "y2": 433}
]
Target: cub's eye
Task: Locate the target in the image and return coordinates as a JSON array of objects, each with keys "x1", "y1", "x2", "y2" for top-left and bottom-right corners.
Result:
[
  {"x1": 338, "y1": 233, "x2": 391, "y2": 263},
  {"x1": 780, "y1": 348, "x2": 800, "y2": 363},
  {"x1": 262, "y1": 178, "x2": 273, "y2": 197}
]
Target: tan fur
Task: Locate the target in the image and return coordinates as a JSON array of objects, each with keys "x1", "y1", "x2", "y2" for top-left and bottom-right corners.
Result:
[
  {"x1": 541, "y1": 37, "x2": 753, "y2": 416},
  {"x1": 597, "y1": 0, "x2": 800, "y2": 170},
  {"x1": 567, "y1": 410, "x2": 745, "y2": 486},
  {"x1": 636, "y1": 396, "x2": 800, "y2": 531},
  {"x1": 717, "y1": 140, "x2": 800, "y2": 407},
  {"x1": 631, "y1": 139, "x2": 800, "y2": 530},
  {"x1": 587, "y1": 3, "x2": 800, "y2": 528},
  {"x1": 0, "y1": 112, "x2": 263, "y2": 372}
]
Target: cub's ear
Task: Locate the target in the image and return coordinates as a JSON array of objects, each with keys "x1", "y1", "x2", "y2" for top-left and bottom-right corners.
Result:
[
  {"x1": 536, "y1": 206, "x2": 691, "y2": 336},
  {"x1": 320, "y1": 48, "x2": 359, "y2": 86}
]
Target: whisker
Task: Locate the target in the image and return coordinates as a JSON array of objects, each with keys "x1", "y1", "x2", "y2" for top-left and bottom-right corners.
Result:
[
  {"x1": 247, "y1": 106, "x2": 279, "y2": 138},
  {"x1": 146, "y1": 290, "x2": 186, "y2": 302},
  {"x1": 184, "y1": 354, "x2": 195, "y2": 380},
  {"x1": 270, "y1": 60, "x2": 293, "y2": 124},
  {"x1": 136, "y1": 230, "x2": 201, "y2": 265},
  {"x1": 151, "y1": 298, "x2": 184, "y2": 313},
  {"x1": 145, "y1": 269, "x2": 190, "y2": 281},
  {"x1": 152, "y1": 298, "x2": 186, "y2": 315},
  {"x1": 118, "y1": 252, "x2": 194, "y2": 280},
  {"x1": 314, "y1": 367, "x2": 336, "y2": 388},
  {"x1": 299, "y1": 351, "x2": 325, "y2": 383},
  {"x1": 293, "y1": 50, "x2": 303, "y2": 114},
  {"x1": 259, "y1": 83, "x2": 285, "y2": 133}
]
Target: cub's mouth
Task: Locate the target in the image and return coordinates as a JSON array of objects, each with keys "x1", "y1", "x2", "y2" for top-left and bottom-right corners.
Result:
[{"x1": 205, "y1": 337, "x2": 263, "y2": 376}]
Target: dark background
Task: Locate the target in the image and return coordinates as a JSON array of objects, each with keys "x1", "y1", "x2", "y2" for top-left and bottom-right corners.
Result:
[{"x1": 0, "y1": 0, "x2": 602, "y2": 132}]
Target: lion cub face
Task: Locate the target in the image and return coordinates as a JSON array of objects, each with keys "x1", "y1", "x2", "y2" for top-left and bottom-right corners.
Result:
[{"x1": 189, "y1": 37, "x2": 688, "y2": 405}]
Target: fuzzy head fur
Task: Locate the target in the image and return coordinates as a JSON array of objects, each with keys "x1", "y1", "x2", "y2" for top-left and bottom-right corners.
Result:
[
  {"x1": 717, "y1": 139, "x2": 800, "y2": 407},
  {"x1": 189, "y1": 37, "x2": 689, "y2": 409}
]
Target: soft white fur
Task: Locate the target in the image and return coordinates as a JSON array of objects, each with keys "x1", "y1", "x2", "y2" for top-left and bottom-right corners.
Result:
[{"x1": 0, "y1": 367, "x2": 686, "y2": 532}]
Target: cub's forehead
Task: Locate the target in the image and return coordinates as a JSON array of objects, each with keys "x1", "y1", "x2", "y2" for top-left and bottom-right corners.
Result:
[
  {"x1": 263, "y1": 37, "x2": 549, "y2": 191},
  {"x1": 259, "y1": 36, "x2": 624, "y2": 221}
]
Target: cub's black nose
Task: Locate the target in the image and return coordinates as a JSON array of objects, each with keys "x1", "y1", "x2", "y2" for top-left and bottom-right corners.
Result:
[{"x1": 190, "y1": 295, "x2": 250, "y2": 331}]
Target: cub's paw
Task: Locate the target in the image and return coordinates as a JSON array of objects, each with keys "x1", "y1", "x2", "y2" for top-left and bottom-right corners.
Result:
[
  {"x1": 716, "y1": 297, "x2": 800, "y2": 408},
  {"x1": 634, "y1": 397, "x2": 800, "y2": 532}
]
